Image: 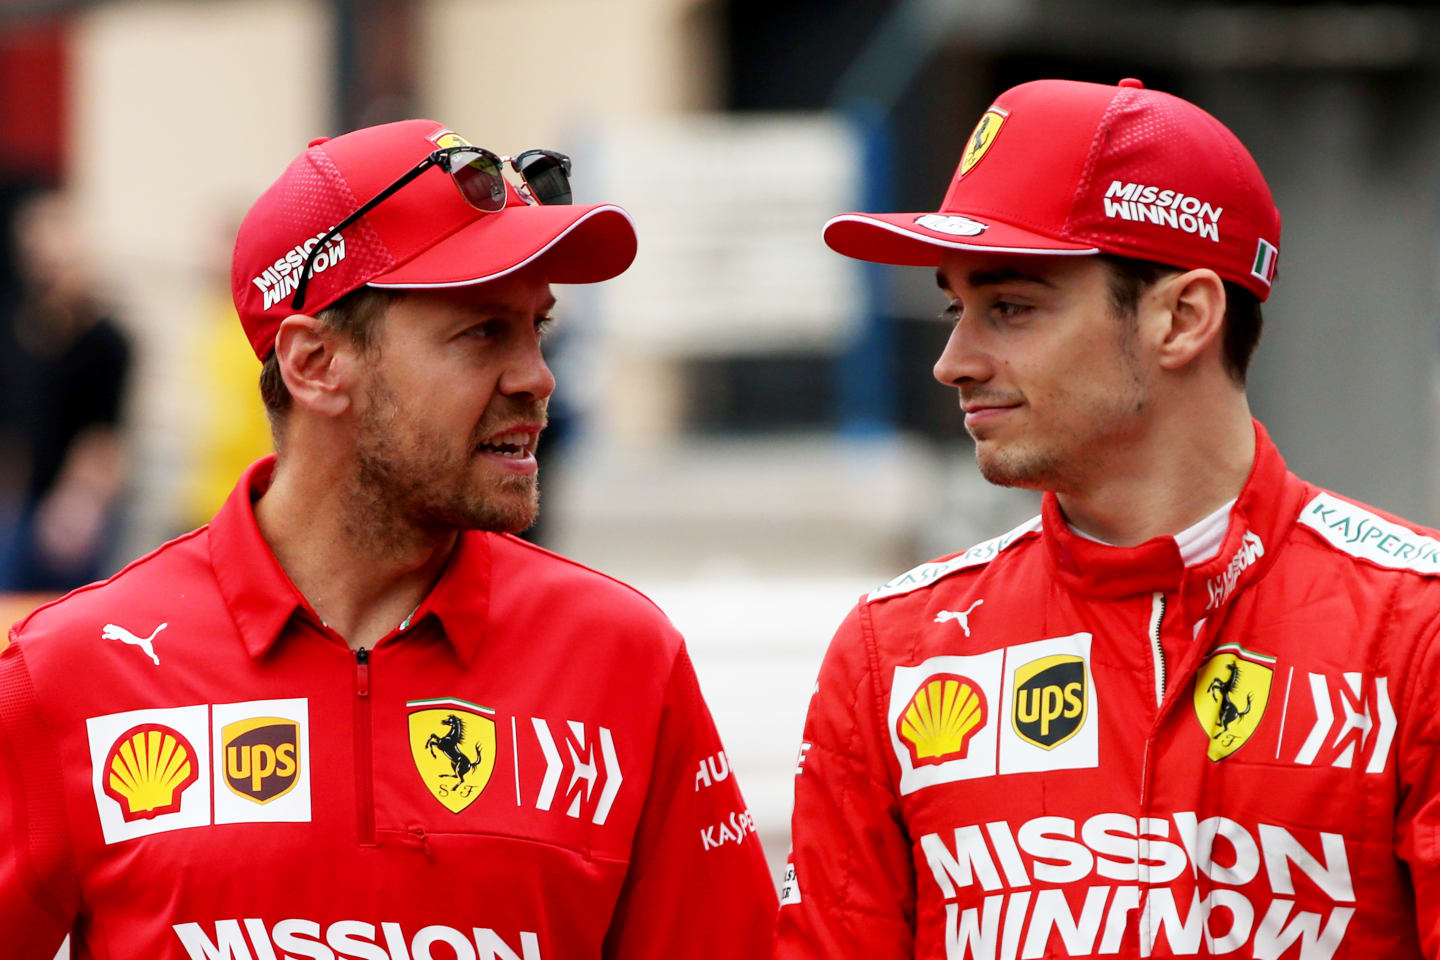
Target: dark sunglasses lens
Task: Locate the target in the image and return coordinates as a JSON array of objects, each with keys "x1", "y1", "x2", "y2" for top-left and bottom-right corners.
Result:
[
  {"x1": 517, "y1": 153, "x2": 572, "y2": 206},
  {"x1": 447, "y1": 150, "x2": 506, "y2": 212}
]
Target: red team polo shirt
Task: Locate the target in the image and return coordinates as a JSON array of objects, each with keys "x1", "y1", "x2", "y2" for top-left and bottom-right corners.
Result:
[
  {"x1": 0, "y1": 458, "x2": 776, "y2": 959},
  {"x1": 775, "y1": 423, "x2": 1440, "y2": 958}
]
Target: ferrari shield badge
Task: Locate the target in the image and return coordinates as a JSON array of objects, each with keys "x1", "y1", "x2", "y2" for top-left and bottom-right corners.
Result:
[
  {"x1": 1193, "y1": 643, "x2": 1275, "y2": 761},
  {"x1": 959, "y1": 108, "x2": 1008, "y2": 177},
  {"x1": 407, "y1": 697, "x2": 497, "y2": 813}
]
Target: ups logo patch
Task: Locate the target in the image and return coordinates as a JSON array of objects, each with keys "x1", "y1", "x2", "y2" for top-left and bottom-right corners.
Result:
[
  {"x1": 222, "y1": 717, "x2": 300, "y2": 804},
  {"x1": 1011, "y1": 654, "x2": 1086, "y2": 750}
]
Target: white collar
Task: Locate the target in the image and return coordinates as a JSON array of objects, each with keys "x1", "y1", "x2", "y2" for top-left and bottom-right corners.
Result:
[{"x1": 1068, "y1": 498, "x2": 1237, "y2": 566}]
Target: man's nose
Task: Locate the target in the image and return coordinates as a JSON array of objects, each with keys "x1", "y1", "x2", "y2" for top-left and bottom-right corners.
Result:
[
  {"x1": 932, "y1": 318, "x2": 991, "y2": 387},
  {"x1": 503, "y1": 341, "x2": 556, "y2": 400}
]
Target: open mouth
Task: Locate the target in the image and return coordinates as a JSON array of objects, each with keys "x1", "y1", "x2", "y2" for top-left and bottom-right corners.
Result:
[{"x1": 476, "y1": 429, "x2": 538, "y2": 459}]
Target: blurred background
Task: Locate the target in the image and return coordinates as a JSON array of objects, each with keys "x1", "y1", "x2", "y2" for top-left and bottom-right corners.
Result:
[{"x1": 2, "y1": 0, "x2": 1439, "y2": 919}]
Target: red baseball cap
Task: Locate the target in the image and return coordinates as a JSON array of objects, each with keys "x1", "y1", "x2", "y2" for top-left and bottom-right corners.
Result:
[
  {"x1": 824, "y1": 78, "x2": 1282, "y2": 300},
  {"x1": 232, "y1": 119, "x2": 638, "y2": 358}
]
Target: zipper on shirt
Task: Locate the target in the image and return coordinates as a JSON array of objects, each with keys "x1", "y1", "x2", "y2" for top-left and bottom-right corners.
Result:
[
  {"x1": 1148, "y1": 592, "x2": 1167, "y2": 707},
  {"x1": 354, "y1": 646, "x2": 375, "y2": 845},
  {"x1": 1140, "y1": 592, "x2": 1168, "y2": 952}
]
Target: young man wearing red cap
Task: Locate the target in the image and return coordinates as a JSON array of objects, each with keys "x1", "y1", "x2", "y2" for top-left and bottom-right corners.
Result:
[
  {"x1": 0, "y1": 121, "x2": 776, "y2": 959},
  {"x1": 775, "y1": 79, "x2": 1440, "y2": 959}
]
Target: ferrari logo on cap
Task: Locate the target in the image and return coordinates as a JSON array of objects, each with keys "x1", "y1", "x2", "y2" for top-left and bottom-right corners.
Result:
[
  {"x1": 1193, "y1": 643, "x2": 1275, "y2": 761},
  {"x1": 428, "y1": 129, "x2": 474, "y2": 150},
  {"x1": 960, "y1": 108, "x2": 1008, "y2": 177},
  {"x1": 407, "y1": 698, "x2": 497, "y2": 813}
]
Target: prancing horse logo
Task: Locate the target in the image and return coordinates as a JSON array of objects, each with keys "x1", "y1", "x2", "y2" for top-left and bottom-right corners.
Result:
[
  {"x1": 960, "y1": 108, "x2": 1007, "y2": 176},
  {"x1": 1207, "y1": 661, "x2": 1252, "y2": 735},
  {"x1": 1192, "y1": 643, "x2": 1275, "y2": 762},
  {"x1": 426, "y1": 714, "x2": 482, "y2": 783},
  {"x1": 101, "y1": 622, "x2": 167, "y2": 665},
  {"x1": 407, "y1": 697, "x2": 497, "y2": 813}
]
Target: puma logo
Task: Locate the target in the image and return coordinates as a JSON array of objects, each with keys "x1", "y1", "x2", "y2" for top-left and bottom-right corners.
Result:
[
  {"x1": 934, "y1": 600, "x2": 984, "y2": 637},
  {"x1": 101, "y1": 622, "x2": 167, "y2": 666}
]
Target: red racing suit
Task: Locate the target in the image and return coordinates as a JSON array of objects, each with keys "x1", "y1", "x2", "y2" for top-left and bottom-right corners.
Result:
[
  {"x1": 775, "y1": 422, "x2": 1440, "y2": 959},
  {"x1": 0, "y1": 457, "x2": 776, "y2": 959}
]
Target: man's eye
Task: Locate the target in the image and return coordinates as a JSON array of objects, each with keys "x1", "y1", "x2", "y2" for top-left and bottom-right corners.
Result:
[
  {"x1": 993, "y1": 301, "x2": 1028, "y2": 320},
  {"x1": 937, "y1": 300, "x2": 961, "y2": 322},
  {"x1": 536, "y1": 315, "x2": 556, "y2": 338}
]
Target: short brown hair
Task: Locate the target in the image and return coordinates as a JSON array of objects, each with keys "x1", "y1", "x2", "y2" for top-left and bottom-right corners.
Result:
[
  {"x1": 258, "y1": 286, "x2": 403, "y2": 429},
  {"x1": 1098, "y1": 254, "x2": 1262, "y2": 384}
]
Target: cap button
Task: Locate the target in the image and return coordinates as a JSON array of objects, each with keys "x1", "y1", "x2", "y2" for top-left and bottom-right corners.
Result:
[
  {"x1": 1118, "y1": 78, "x2": 1144, "y2": 89},
  {"x1": 307, "y1": 136, "x2": 331, "y2": 147}
]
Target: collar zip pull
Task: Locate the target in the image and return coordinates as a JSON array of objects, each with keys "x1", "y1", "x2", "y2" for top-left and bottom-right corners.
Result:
[{"x1": 355, "y1": 646, "x2": 370, "y2": 697}]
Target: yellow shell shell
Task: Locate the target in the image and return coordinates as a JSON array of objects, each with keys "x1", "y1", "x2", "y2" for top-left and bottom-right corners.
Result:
[
  {"x1": 107, "y1": 727, "x2": 195, "y2": 816},
  {"x1": 899, "y1": 675, "x2": 985, "y2": 761}
]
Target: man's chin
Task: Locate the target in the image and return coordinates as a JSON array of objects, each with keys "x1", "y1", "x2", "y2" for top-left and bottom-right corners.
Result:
[
  {"x1": 975, "y1": 444, "x2": 1052, "y2": 491},
  {"x1": 456, "y1": 479, "x2": 540, "y2": 534}
]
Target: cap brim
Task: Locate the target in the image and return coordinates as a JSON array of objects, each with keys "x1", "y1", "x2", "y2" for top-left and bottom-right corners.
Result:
[
  {"x1": 368, "y1": 202, "x2": 637, "y2": 290},
  {"x1": 823, "y1": 212, "x2": 1099, "y2": 266}
]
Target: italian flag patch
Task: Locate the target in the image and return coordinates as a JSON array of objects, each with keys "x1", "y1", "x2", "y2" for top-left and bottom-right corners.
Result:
[{"x1": 1251, "y1": 238, "x2": 1279, "y2": 286}]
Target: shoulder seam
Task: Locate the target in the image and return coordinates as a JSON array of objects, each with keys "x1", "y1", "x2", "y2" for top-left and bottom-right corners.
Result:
[
  {"x1": 492, "y1": 533, "x2": 670, "y2": 616},
  {"x1": 857, "y1": 602, "x2": 895, "y2": 792},
  {"x1": 12, "y1": 524, "x2": 211, "y2": 637},
  {"x1": 866, "y1": 514, "x2": 1042, "y2": 603}
]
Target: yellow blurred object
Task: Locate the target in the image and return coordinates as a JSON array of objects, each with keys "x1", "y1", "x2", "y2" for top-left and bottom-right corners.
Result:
[{"x1": 183, "y1": 293, "x2": 273, "y2": 527}]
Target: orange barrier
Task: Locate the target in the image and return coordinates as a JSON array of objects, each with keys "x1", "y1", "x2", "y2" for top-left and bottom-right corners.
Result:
[{"x1": 0, "y1": 594, "x2": 58, "y2": 649}]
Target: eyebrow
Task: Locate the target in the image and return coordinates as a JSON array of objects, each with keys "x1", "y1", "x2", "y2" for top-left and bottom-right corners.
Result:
[
  {"x1": 935, "y1": 267, "x2": 1056, "y2": 291},
  {"x1": 462, "y1": 294, "x2": 558, "y2": 316}
]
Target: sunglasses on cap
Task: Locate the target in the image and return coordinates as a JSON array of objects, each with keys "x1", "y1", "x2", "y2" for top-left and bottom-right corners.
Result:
[{"x1": 290, "y1": 145, "x2": 573, "y2": 311}]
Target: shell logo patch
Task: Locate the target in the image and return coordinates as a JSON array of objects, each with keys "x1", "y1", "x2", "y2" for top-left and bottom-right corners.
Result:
[
  {"x1": 959, "y1": 108, "x2": 1008, "y2": 177},
  {"x1": 88, "y1": 703, "x2": 212, "y2": 843},
  {"x1": 102, "y1": 723, "x2": 199, "y2": 821},
  {"x1": 888, "y1": 650, "x2": 1004, "y2": 795},
  {"x1": 1193, "y1": 643, "x2": 1276, "y2": 761},
  {"x1": 1012, "y1": 654, "x2": 1087, "y2": 750},
  {"x1": 896, "y1": 673, "x2": 987, "y2": 766},
  {"x1": 408, "y1": 698, "x2": 498, "y2": 814}
]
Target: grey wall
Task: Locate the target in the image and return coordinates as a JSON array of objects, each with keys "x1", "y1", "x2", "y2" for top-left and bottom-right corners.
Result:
[{"x1": 1203, "y1": 72, "x2": 1440, "y2": 524}]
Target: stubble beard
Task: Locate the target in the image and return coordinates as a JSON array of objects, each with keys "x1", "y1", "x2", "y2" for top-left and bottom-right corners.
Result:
[
  {"x1": 974, "y1": 439, "x2": 1071, "y2": 493},
  {"x1": 970, "y1": 318, "x2": 1148, "y2": 495},
  {"x1": 350, "y1": 376, "x2": 543, "y2": 546}
]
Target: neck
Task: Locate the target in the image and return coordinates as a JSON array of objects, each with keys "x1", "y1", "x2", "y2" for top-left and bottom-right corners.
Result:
[
  {"x1": 254, "y1": 450, "x2": 457, "y2": 649},
  {"x1": 1057, "y1": 391, "x2": 1255, "y2": 547}
]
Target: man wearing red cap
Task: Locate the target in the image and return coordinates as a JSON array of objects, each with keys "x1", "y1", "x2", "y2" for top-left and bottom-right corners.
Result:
[
  {"x1": 775, "y1": 79, "x2": 1440, "y2": 958},
  {"x1": 0, "y1": 120, "x2": 776, "y2": 958}
]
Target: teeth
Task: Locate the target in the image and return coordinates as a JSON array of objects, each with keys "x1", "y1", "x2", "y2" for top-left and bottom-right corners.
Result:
[{"x1": 479, "y1": 431, "x2": 533, "y2": 458}]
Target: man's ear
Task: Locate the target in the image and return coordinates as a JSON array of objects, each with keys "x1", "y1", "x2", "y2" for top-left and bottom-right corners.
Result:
[
  {"x1": 1149, "y1": 269, "x2": 1227, "y2": 372},
  {"x1": 272, "y1": 315, "x2": 357, "y2": 418}
]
